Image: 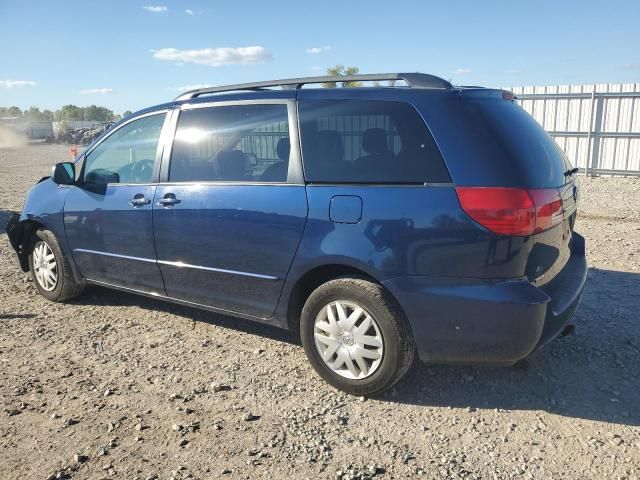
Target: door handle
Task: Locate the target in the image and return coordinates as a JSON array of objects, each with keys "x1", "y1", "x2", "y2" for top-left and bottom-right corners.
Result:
[
  {"x1": 129, "y1": 194, "x2": 151, "y2": 207},
  {"x1": 156, "y1": 193, "x2": 181, "y2": 207}
]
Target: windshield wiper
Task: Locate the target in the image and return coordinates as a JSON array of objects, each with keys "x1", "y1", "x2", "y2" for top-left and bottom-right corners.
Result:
[{"x1": 564, "y1": 167, "x2": 579, "y2": 177}]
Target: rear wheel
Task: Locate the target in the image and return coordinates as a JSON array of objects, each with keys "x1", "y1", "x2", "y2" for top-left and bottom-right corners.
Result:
[
  {"x1": 300, "y1": 278, "x2": 415, "y2": 396},
  {"x1": 28, "y1": 229, "x2": 84, "y2": 302}
]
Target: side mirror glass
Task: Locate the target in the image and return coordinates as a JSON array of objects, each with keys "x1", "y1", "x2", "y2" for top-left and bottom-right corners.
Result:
[{"x1": 51, "y1": 162, "x2": 75, "y2": 185}]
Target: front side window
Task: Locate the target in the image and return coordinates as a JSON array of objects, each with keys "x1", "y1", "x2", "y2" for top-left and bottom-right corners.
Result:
[
  {"x1": 299, "y1": 100, "x2": 450, "y2": 184},
  {"x1": 83, "y1": 113, "x2": 166, "y2": 184},
  {"x1": 170, "y1": 104, "x2": 290, "y2": 182}
]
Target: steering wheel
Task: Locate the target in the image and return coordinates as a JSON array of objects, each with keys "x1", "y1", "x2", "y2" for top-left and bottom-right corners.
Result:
[{"x1": 131, "y1": 159, "x2": 154, "y2": 182}]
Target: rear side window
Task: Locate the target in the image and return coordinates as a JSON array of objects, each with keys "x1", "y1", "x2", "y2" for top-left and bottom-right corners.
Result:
[
  {"x1": 299, "y1": 100, "x2": 450, "y2": 183},
  {"x1": 464, "y1": 99, "x2": 567, "y2": 187},
  {"x1": 170, "y1": 104, "x2": 290, "y2": 182}
]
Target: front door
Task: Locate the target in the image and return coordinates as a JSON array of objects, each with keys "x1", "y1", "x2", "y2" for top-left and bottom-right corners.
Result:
[
  {"x1": 152, "y1": 101, "x2": 308, "y2": 317},
  {"x1": 64, "y1": 111, "x2": 169, "y2": 293}
]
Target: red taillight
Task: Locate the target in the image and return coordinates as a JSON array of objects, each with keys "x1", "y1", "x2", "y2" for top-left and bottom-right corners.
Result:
[
  {"x1": 528, "y1": 189, "x2": 564, "y2": 233},
  {"x1": 456, "y1": 187, "x2": 563, "y2": 236}
]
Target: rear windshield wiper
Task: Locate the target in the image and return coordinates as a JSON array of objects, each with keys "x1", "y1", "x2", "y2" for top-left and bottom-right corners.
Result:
[{"x1": 564, "y1": 167, "x2": 579, "y2": 177}]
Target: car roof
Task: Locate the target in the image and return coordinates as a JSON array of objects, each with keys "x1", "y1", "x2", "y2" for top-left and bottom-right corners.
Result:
[{"x1": 125, "y1": 84, "x2": 500, "y2": 121}]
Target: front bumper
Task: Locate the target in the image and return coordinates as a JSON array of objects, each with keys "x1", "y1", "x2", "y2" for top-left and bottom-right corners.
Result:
[
  {"x1": 383, "y1": 233, "x2": 588, "y2": 366},
  {"x1": 4, "y1": 212, "x2": 30, "y2": 271}
]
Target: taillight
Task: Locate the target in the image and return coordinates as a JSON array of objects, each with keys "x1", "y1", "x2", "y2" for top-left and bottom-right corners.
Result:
[
  {"x1": 456, "y1": 187, "x2": 563, "y2": 236},
  {"x1": 529, "y1": 189, "x2": 564, "y2": 233}
]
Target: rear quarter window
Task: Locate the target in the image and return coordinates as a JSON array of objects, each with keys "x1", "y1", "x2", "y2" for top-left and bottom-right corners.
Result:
[
  {"x1": 299, "y1": 100, "x2": 450, "y2": 184},
  {"x1": 463, "y1": 99, "x2": 567, "y2": 187}
]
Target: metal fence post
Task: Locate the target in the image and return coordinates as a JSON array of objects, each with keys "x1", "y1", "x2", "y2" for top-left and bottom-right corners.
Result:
[
  {"x1": 585, "y1": 88, "x2": 596, "y2": 176},
  {"x1": 589, "y1": 93, "x2": 605, "y2": 176}
]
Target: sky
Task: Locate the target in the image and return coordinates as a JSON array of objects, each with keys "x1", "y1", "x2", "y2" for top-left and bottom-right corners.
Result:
[{"x1": 1, "y1": 0, "x2": 639, "y2": 114}]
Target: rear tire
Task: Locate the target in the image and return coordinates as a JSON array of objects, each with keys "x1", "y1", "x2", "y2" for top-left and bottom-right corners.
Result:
[
  {"x1": 28, "y1": 229, "x2": 84, "y2": 302},
  {"x1": 300, "y1": 277, "x2": 415, "y2": 396}
]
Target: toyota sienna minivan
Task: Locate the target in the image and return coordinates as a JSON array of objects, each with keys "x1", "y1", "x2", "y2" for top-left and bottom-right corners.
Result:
[{"x1": 6, "y1": 73, "x2": 587, "y2": 395}]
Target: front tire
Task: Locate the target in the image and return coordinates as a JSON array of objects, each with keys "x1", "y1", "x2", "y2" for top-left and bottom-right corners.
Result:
[
  {"x1": 300, "y1": 278, "x2": 415, "y2": 396},
  {"x1": 28, "y1": 229, "x2": 84, "y2": 302}
]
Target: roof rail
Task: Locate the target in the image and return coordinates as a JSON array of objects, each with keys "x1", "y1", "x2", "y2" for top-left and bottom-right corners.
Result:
[{"x1": 175, "y1": 72, "x2": 453, "y2": 101}]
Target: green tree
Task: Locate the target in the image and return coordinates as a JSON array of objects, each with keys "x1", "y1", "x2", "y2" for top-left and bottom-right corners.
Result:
[
  {"x1": 24, "y1": 106, "x2": 51, "y2": 121},
  {"x1": 2, "y1": 106, "x2": 23, "y2": 117},
  {"x1": 56, "y1": 104, "x2": 84, "y2": 121},
  {"x1": 122, "y1": 110, "x2": 133, "y2": 117},
  {"x1": 58, "y1": 119, "x2": 71, "y2": 133},
  {"x1": 42, "y1": 109, "x2": 55, "y2": 121},
  {"x1": 83, "y1": 105, "x2": 115, "y2": 122},
  {"x1": 322, "y1": 65, "x2": 362, "y2": 88}
]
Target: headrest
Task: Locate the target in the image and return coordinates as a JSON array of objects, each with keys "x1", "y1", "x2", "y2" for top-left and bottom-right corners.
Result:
[
  {"x1": 276, "y1": 137, "x2": 290, "y2": 161},
  {"x1": 362, "y1": 128, "x2": 388, "y2": 154},
  {"x1": 215, "y1": 150, "x2": 247, "y2": 180}
]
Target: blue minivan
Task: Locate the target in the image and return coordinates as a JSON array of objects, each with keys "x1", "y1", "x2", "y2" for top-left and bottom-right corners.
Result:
[{"x1": 6, "y1": 73, "x2": 587, "y2": 395}]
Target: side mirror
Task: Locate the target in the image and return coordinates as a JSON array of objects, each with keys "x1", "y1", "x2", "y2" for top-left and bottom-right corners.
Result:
[{"x1": 51, "y1": 162, "x2": 75, "y2": 185}]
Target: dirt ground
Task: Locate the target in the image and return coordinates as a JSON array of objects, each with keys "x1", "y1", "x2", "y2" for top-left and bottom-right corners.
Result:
[{"x1": 1, "y1": 144, "x2": 639, "y2": 480}]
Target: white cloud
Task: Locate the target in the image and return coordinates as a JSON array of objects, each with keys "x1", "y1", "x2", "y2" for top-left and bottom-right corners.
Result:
[
  {"x1": 306, "y1": 46, "x2": 331, "y2": 54},
  {"x1": 172, "y1": 84, "x2": 216, "y2": 91},
  {"x1": 152, "y1": 46, "x2": 272, "y2": 67},
  {"x1": 143, "y1": 5, "x2": 168, "y2": 12},
  {"x1": 0, "y1": 79, "x2": 36, "y2": 88},
  {"x1": 185, "y1": 8, "x2": 194, "y2": 15},
  {"x1": 78, "y1": 88, "x2": 113, "y2": 94},
  {"x1": 451, "y1": 68, "x2": 472, "y2": 75}
]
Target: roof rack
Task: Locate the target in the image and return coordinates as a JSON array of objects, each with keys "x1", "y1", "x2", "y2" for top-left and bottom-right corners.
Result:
[{"x1": 175, "y1": 72, "x2": 453, "y2": 101}]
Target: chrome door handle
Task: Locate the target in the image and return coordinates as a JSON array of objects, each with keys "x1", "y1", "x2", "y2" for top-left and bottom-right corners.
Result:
[
  {"x1": 156, "y1": 194, "x2": 181, "y2": 207},
  {"x1": 129, "y1": 195, "x2": 151, "y2": 207}
]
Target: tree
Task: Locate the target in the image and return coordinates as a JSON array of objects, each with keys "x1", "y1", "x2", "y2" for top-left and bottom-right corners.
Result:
[
  {"x1": 82, "y1": 105, "x2": 115, "y2": 122},
  {"x1": 2, "y1": 104, "x2": 120, "y2": 122},
  {"x1": 24, "y1": 106, "x2": 52, "y2": 121},
  {"x1": 1, "y1": 106, "x2": 23, "y2": 118},
  {"x1": 56, "y1": 104, "x2": 84, "y2": 121},
  {"x1": 322, "y1": 65, "x2": 362, "y2": 88},
  {"x1": 122, "y1": 110, "x2": 133, "y2": 117}
]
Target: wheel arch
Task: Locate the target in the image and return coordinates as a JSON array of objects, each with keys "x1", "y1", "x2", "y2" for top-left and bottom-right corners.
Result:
[
  {"x1": 8, "y1": 218, "x2": 46, "y2": 272},
  {"x1": 285, "y1": 263, "x2": 406, "y2": 333},
  {"x1": 10, "y1": 217, "x2": 83, "y2": 284}
]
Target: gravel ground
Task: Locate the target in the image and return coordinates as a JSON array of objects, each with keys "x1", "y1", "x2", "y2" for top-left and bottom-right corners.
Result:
[{"x1": 0, "y1": 144, "x2": 639, "y2": 480}]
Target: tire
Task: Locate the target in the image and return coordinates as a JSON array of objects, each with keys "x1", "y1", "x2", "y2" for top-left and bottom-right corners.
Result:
[
  {"x1": 300, "y1": 277, "x2": 415, "y2": 396},
  {"x1": 28, "y1": 229, "x2": 84, "y2": 302}
]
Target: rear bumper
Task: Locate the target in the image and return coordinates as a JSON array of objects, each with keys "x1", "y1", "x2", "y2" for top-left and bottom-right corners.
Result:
[{"x1": 383, "y1": 233, "x2": 588, "y2": 365}]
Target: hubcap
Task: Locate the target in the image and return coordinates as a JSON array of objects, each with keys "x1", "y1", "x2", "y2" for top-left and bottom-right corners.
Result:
[
  {"x1": 32, "y1": 241, "x2": 58, "y2": 291},
  {"x1": 313, "y1": 300, "x2": 384, "y2": 380}
]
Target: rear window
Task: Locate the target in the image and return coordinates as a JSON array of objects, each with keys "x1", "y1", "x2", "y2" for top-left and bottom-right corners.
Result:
[
  {"x1": 464, "y1": 99, "x2": 567, "y2": 187},
  {"x1": 299, "y1": 100, "x2": 450, "y2": 184}
]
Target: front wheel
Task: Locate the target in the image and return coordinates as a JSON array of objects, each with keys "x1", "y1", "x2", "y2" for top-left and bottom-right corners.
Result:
[
  {"x1": 28, "y1": 229, "x2": 84, "y2": 302},
  {"x1": 300, "y1": 278, "x2": 415, "y2": 396}
]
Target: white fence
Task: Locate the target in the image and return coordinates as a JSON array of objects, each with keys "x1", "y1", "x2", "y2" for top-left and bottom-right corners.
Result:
[{"x1": 510, "y1": 83, "x2": 640, "y2": 176}]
